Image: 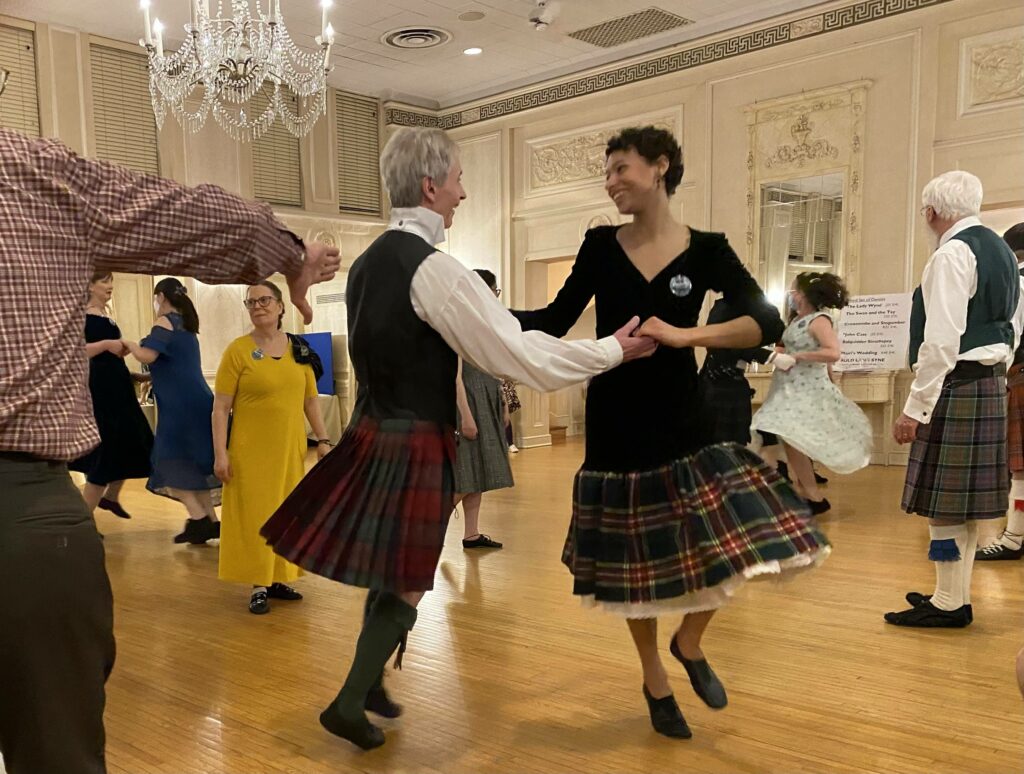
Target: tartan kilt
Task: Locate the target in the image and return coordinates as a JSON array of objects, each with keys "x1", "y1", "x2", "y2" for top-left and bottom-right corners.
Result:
[
  {"x1": 1007, "y1": 364, "x2": 1024, "y2": 474},
  {"x1": 260, "y1": 416, "x2": 456, "y2": 593},
  {"x1": 563, "y1": 443, "x2": 830, "y2": 617},
  {"x1": 698, "y1": 372, "x2": 755, "y2": 446},
  {"x1": 902, "y1": 372, "x2": 1009, "y2": 520}
]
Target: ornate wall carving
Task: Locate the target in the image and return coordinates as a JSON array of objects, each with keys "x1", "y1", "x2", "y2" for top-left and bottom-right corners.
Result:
[
  {"x1": 745, "y1": 81, "x2": 871, "y2": 293},
  {"x1": 958, "y1": 27, "x2": 1024, "y2": 116},
  {"x1": 524, "y1": 111, "x2": 679, "y2": 198}
]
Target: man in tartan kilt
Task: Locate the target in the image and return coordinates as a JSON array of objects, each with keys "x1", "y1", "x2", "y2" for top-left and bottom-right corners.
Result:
[
  {"x1": 887, "y1": 171, "x2": 1022, "y2": 628},
  {"x1": 975, "y1": 223, "x2": 1024, "y2": 561}
]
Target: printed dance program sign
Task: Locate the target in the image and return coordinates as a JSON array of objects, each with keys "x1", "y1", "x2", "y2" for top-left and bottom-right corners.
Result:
[{"x1": 834, "y1": 293, "x2": 912, "y2": 372}]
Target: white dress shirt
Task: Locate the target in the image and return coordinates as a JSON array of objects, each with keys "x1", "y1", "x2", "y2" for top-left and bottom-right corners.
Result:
[
  {"x1": 904, "y1": 216, "x2": 1023, "y2": 422},
  {"x1": 385, "y1": 207, "x2": 623, "y2": 392}
]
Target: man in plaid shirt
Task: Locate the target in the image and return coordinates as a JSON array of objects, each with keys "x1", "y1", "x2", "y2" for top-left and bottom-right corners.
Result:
[{"x1": 0, "y1": 128, "x2": 340, "y2": 774}]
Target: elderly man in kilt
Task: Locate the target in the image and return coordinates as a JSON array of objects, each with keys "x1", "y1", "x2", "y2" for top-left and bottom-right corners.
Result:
[
  {"x1": 259, "y1": 126, "x2": 656, "y2": 750},
  {"x1": 887, "y1": 171, "x2": 1021, "y2": 628},
  {"x1": 975, "y1": 222, "x2": 1024, "y2": 561}
]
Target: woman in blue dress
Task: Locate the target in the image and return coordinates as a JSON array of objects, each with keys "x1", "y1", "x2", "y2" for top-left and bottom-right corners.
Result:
[{"x1": 124, "y1": 278, "x2": 221, "y2": 544}]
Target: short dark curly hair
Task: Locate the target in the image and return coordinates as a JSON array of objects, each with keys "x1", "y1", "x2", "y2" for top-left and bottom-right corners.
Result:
[
  {"x1": 605, "y1": 126, "x2": 684, "y2": 196},
  {"x1": 795, "y1": 271, "x2": 849, "y2": 311}
]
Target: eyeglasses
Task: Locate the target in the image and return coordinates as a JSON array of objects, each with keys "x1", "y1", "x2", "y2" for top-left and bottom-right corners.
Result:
[{"x1": 243, "y1": 295, "x2": 276, "y2": 309}]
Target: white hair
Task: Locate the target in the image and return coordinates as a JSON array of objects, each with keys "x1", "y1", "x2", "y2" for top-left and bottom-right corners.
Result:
[
  {"x1": 921, "y1": 170, "x2": 983, "y2": 220},
  {"x1": 379, "y1": 127, "x2": 459, "y2": 208}
]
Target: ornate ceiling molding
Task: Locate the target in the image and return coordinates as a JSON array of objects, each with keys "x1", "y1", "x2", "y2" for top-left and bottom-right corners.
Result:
[{"x1": 384, "y1": 0, "x2": 952, "y2": 130}]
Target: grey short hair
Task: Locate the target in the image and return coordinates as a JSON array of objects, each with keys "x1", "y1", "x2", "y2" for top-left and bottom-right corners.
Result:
[
  {"x1": 379, "y1": 127, "x2": 459, "y2": 208},
  {"x1": 922, "y1": 170, "x2": 983, "y2": 220}
]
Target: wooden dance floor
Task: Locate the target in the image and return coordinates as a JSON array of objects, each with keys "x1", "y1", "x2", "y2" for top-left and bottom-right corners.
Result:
[{"x1": 89, "y1": 439, "x2": 1022, "y2": 773}]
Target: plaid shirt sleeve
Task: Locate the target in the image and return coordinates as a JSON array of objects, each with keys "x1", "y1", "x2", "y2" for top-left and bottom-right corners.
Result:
[
  {"x1": 48, "y1": 137, "x2": 305, "y2": 283},
  {"x1": 0, "y1": 129, "x2": 306, "y2": 461}
]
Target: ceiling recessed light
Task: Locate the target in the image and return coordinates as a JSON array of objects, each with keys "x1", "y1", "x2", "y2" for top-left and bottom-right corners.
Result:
[
  {"x1": 458, "y1": 11, "x2": 486, "y2": 22},
  {"x1": 463, "y1": 47, "x2": 483, "y2": 55}
]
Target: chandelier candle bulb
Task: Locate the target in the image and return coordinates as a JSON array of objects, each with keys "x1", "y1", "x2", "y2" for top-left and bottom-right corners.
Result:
[
  {"x1": 153, "y1": 19, "x2": 164, "y2": 58},
  {"x1": 320, "y1": 0, "x2": 332, "y2": 38},
  {"x1": 140, "y1": 0, "x2": 152, "y2": 45}
]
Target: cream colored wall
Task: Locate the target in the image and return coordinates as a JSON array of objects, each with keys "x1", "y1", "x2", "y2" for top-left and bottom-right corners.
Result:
[
  {"x1": 5, "y1": 16, "x2": 387, "y2": 390},
  {"x1": 435, "y1": 0, "x2": 1024, "y2": 455}
]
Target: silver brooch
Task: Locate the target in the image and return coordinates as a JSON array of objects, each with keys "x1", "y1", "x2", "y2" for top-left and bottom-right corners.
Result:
[
  {"x1": 251, "y1": 348, "x2": 265, "y2": 360},
  {"x1": 669, "y1": 274, "x2": 692, "y2": 297}
]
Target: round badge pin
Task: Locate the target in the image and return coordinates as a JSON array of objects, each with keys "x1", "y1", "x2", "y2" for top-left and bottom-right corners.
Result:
[
  {"x1": 669, "y1": 274, "x2": 692, "y2": 297},
  {"x1": 251, "y1": 348, "x2": 265, "y2": 361}
]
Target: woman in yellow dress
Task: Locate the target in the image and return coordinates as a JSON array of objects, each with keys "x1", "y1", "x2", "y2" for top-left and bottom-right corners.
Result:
[{"x1": 213, "y1": 281, "x2": 330, "y2": 614}]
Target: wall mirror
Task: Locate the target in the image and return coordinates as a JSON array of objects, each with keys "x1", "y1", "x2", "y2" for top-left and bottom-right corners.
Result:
[
  {"x1": 746, "y1": 81, "x2": 870, "y2": 309},
  {"x1": 759, "y1": 172, "x2": 845, "y2": 307}
]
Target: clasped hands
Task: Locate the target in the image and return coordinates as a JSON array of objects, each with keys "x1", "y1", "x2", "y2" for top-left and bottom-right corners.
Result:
[{"x1": 613, "y1": 316, "x2": 692, "y2": 362}]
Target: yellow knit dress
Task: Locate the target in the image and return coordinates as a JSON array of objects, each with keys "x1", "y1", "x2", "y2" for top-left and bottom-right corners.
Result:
[{"x1": 215, "y1": 335, "x2": 315, "y2": 586}]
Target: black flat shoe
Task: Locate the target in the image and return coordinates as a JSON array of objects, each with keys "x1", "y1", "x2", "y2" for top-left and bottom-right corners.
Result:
[
  {"x1": 806, "y1": 498, "x2": 831, "y2": 516},
  {"x1": 319, "y1": 703, "x2": 385, "y2": 750},
  {"x1": 776, "y1": 461, "x2": 792, "y2": 482},
  {"x1": 669, "y1": 637, "x2": 727, "y2": 709},
  {"x1": 905, "y1": 592, "x2": 972, "y2": 622},
  {"x1": 462, "y1": 534, "x2": 503, "y2": 549},
  {"x1": 813, "y1": 471, "x2": 829, "y2": 485},
  {"x1": 642, "y1": 685, "x2": 691, "y2": 739},
  {"x1": 365, "y1": 685, "x2": 403, "y2": 718},
  {"x1": 975, "y1": 541, "x2": 1023, "y2": 561},
  {"x1": 99, "y1": 498, "x2": 132, "y2": 519},
  {"x1": 173, "y1": 516, "x2": 217, "y2": 545},
  {"x1": 884, "y1": 601, "x2": 971, "y2": 628},
  {"x1": 268, "y1": 582, "x2": 303, "y2": 601},
  {"x1": 249, "y1": 590, "x2": 270, "y2": 615}
]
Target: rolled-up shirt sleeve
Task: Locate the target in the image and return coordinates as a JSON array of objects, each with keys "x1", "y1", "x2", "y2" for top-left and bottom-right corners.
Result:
[
  {"x1": 410, "y1": 251, "x2": 622, "y2": 392},
  {"x1": 903, "y1": 244, "x2": 975, "y2": 423}
]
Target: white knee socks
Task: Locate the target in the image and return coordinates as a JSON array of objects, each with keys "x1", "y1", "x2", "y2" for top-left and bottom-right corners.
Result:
[
  {"x1": 1001, "y1": 479, "x2": 1024, "y2": 548},
  {"x1": 929, "y1": 524, "x2": 968, "y2": 611},
  {"x1": 961, "y1": 522, "x2": 978, "y2": 605}
]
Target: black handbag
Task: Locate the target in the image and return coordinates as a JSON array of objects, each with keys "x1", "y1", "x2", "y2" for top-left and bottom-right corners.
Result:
[{"x1": 286, "y1": 333, "x2": 324, "y2": 382}]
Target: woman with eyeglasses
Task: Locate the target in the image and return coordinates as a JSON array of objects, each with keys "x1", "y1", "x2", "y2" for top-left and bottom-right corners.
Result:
[
  {"x1": 122, "y1": 277, "x2": 222, "y2": 544},
  {"x1": 212, "y1": 282, "x2": 330, "y2": 614},
  {"x1": 70, "y1": 270, "x2": 154, "y2": 519},
  {"x1": 452, "y1": 269, "x2": 514, "y2": 550}
]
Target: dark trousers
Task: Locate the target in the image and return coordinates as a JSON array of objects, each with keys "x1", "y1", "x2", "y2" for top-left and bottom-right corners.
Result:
[{"x1": 0, "y1": 454, "x2": 115, "y2": 774}]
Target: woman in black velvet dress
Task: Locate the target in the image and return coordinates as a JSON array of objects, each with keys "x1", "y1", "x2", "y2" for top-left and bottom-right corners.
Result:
[
  {"x1": 70, "y1": 271, "x2": 153, "y2": 517},
  {"x1": 515, "y1": 127, "x2": 830, "y2": 740}
]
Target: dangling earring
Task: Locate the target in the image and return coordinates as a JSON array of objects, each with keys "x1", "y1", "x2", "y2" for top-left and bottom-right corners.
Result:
[{"x1": 655, "y1": 174, "x2": 663, "y2": 188}]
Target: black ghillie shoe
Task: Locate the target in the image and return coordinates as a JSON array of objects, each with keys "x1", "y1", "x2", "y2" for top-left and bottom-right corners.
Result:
[{"x1": 642, "y1": 685, "x2": 691, "y2": 739}]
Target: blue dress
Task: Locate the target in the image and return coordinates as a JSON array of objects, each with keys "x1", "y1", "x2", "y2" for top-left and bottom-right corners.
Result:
[{"x1": 142, "y1": 313, "x2": 221, "y2": 498}]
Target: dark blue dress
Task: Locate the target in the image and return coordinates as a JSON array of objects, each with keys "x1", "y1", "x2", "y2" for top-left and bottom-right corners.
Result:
[{"x1": 142, "y1": 313, "x2": 221, "y2": 498}]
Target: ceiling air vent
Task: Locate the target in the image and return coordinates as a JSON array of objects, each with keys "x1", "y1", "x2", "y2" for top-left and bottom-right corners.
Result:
[
  {"x1": 568, "y1": 7, "x2": 693, "y2": 48},
  {"x1": 381, "y1": 27, "x2": 452, "y2": 50}
]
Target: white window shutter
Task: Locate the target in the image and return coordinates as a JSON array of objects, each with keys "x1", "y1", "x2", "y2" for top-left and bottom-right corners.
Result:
[
  {"x1": 0, "y1": 25, "x2": 40, "y2": 138},
  {"x1": 336, "y1": 90, "x2": 381, "y2": 216},
  {"x1": 90, "y1": 45, "x2": 160, "y2": 175}
]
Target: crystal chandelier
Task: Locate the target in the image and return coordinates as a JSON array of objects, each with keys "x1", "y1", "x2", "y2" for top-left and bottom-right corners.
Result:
[{"x1": 139, "y1": 0, "x2": 335, "y2": 141}]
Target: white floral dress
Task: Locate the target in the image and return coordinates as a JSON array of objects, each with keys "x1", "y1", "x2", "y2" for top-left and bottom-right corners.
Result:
[{"x1": 751, "y1": 311, "x2": 872, "y2": 474}]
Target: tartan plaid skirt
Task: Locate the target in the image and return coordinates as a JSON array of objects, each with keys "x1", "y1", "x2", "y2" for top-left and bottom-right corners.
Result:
[
  {"x1": 1007, "y1": 364, "x2": 1024, "y2": 474},
  {"x1": 260, "y1": 416, "x2": 456, "y2": 593},
  {"x1": 902, "y1": 371, "x2": 1009, "y2": 520},
  {"x1": 563, "y1": 443, "x2": 830, "y2": 617}
]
